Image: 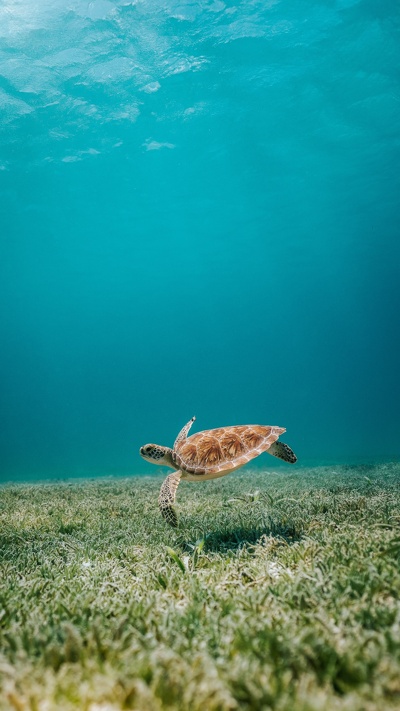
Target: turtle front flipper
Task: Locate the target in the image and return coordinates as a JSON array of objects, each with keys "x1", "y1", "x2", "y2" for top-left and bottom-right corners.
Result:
[
  {"x1": 174, "y1": 416, "x2": 196, "y2": 448},
  {"x1": 158, "y1": 470, "x2": 182, "y2": 527},
  {"x1": 268, "y1": 441, "x2": 297, "y2": 463}
]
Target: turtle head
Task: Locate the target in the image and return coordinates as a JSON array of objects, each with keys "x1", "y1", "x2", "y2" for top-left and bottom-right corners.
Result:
[{"x1": 140, "y1": 444, "x2": 173, "y2": 466}]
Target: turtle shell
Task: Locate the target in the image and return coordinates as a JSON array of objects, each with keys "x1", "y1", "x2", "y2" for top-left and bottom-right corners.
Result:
[{"x1": 173, "y1": 425, "x2": 285, "y2": 475}]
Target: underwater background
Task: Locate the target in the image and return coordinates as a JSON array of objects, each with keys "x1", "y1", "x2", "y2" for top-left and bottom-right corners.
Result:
[{"x1": 0, "y1": 0, "x2": 399, "y2": 481}]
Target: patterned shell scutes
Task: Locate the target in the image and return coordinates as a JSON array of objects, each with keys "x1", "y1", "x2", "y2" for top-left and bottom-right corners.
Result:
[{"x1": 173, "y1": 425, "x2": 286, "y2": 475}]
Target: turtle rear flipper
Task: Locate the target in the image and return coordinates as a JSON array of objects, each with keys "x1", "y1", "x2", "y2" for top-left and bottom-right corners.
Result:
[
  {"x1": 158, "y1": 470, "x2": 182, "y2": 527},
  {"x1": 268, "y1": 441, "x2": 297, "y2": 463}
]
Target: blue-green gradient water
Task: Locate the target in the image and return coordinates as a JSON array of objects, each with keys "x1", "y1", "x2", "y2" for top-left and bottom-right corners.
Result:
[{"x1": 0, "y1": 1, "x2": 399, "y2": 481}]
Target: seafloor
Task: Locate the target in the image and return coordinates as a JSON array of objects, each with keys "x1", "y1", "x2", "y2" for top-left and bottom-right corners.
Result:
[{"x1": 0, "y1": 463, "x2": 399, "y2": 711}]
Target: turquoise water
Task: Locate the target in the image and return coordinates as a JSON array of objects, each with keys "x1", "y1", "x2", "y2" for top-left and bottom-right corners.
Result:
[{"x1": 0, "y1": 1, "x2": 399, "y2": 480}]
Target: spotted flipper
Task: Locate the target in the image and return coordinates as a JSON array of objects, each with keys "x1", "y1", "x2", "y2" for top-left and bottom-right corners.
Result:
[
  {"x1": 158, "y1": 470, "x2": 182, "y2": 527},
  {"x1": 174, "y1": 416, "x2": 196, "y2": 448},
  {"x1": 268, "y1": 441, "x2": 297, "y2": 463}
]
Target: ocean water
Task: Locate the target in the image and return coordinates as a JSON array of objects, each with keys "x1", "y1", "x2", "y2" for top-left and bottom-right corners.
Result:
[{"x1": 0, "y1": 0, "x2": 399, "y2": 481}]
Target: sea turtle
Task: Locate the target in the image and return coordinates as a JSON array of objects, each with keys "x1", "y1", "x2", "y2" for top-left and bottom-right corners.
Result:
[{"x1": 139, "y1": 417, "x2": 297, "y2": 526}]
